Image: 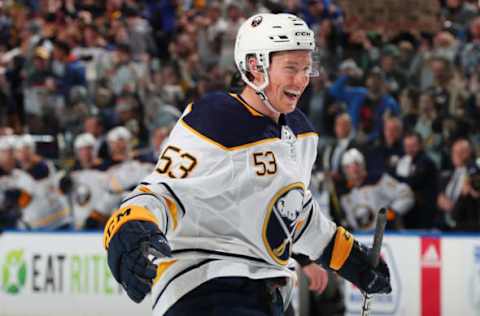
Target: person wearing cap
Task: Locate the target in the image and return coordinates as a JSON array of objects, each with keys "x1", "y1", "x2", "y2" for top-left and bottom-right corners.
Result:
[
  {"x1": 103, "y1": 13, "x2": 391, "y2": 316},
  {"x1": 379, "y1": 44, "x2": 407, "y2": 98},
  {"x1": 340, "y1": 148, "x2": 414, "y2": 231},
  {"x1": 13, "y1": 134, "x2": 71, "y2": 230},
  {"x1": 0, "y1": 135, "x2": 35, "y2": 229}
]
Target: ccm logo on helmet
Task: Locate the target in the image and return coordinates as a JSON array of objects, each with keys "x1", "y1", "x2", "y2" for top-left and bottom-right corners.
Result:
[{"x1": 295, "y1": 31, "x2": 311, "y2": 36}]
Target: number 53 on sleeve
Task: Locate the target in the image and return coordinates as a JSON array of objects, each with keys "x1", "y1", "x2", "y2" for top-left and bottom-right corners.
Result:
[{"x1": 156, "y1": 145, "x2": 198, "y2": 179}]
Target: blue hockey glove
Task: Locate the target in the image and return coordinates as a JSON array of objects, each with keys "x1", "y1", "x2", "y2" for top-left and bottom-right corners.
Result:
[
  {"x1": 104, "y1": 206, "x2": 171, "y2": 303},
  {"x1": 318, "y1": 227, "x2": 391, "y2": 294}
]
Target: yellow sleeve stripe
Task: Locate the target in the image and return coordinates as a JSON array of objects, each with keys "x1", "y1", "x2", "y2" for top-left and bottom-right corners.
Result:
[
  {"x1": 164, "y1": 197, "x2": 179, "y2": 230},
  {"x1": 330, "y1": 227, "x2": 354, "y2": 271},
  {"x1": 138, "y1": 185, "x2": 152, "y2": 193},
  {"x1": 153, "y1": 260, "x2": 177, "y2": 285},
  {"x1": 103, "y1": 205, "x2": 158, "y2": 249}
]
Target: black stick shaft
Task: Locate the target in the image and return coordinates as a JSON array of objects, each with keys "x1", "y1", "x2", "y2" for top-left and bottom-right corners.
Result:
[
  {"x1": 370, "y1": 208, "x2": 387, "y2": 268},
  {"x1": 361, "y1": 208, "x2": 388, "y2": 316}
]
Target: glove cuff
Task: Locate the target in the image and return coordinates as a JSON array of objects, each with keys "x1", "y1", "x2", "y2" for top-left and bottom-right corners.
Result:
[
  {"x1": 103, "y1": 205, "x2": 158, "y2": 249},
  {"x1": 323, "y1": 226, "x2": 355, "y2": 270}
]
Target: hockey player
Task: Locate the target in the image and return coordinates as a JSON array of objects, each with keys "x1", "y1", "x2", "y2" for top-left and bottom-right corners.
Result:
[
  {"x1": 0, "y1": 136, "x2": 35, "y2": 229},
  {"x1": 14, "y1": 134, "x2": 71, "y2": 229},
  {"x1": 340, "y1": 148, "x2": 414, "y2": 231},
  {"x1": 60, "y1": 133, "x2": 115, "y2": 229},
  {"x1": 104, "y1": 13, "x2": 391, "y2": 316},
  {"x1": 103, "y1": 126, "x2": 154, "y2": 198}
]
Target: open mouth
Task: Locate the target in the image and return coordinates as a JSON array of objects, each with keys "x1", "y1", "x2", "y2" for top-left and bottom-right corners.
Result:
[{"x1": 284, "y1": 91, "x2": 299, "y2": 101}]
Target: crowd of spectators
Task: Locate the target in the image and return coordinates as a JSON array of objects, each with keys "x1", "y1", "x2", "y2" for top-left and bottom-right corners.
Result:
[{"x1": 0, "y1": 0, "x2": 480, "y2": 234}]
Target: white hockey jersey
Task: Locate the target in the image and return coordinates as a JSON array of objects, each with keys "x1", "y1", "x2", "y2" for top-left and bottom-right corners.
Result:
[
  {"x1": 0, "y1": 168, "x2": 36, "y2": 227},
  {"x1": 105, "y1": 159, "x2": 154, "y2": 198},
  {"x1": 21, "y1": 160, "x2": 70, "y2": 229},
  {"x1": 67, "y1": 168, "x2": 117, "y2": 229},
  {"x1": 122, "y1": 92, "x2": 337, "y2": 315},
  {"x1": 340, "y1": 173, "x2": 414, "y2": 231}
]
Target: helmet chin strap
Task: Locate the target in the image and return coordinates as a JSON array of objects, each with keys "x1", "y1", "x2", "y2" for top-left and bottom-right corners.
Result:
[{"x1": 240, "y1": 67, "x2": 280, "y2": 117}]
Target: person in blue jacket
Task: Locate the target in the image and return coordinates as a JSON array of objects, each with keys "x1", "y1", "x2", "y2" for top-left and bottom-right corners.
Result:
[{"x1": 329, "y1": 66, "x2": 400, "y2": 144}]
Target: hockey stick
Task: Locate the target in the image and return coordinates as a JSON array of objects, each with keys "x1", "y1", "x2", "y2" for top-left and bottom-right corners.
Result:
[{"x1": 360, "y1": 207, "x2": 387, "y2": 316}]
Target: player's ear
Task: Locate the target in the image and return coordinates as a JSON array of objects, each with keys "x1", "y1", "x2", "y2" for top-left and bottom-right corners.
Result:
[{"x1": 246, "y1": 55, "x2": 264, "y2": 83}]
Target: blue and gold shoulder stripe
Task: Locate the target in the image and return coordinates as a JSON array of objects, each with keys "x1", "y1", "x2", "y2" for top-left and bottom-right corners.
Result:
[{"x1": 180, "y1": 92, "x2": 317, "y2": 151}]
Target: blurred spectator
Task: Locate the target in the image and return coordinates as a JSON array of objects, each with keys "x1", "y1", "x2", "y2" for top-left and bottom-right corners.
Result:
[
  {"x1": 460, "y1": 16, "x2": 480, "y2": 76},
  {"x1": 307, "y1": 69, "x2": 331, "y2": 134},
  {"x1": 319, "y1": 113, "x2": 356, "y2": 180},
  {"x1": 365, "y1": 116, "x2": 404, "y2": 176},
  {"x1": 103, "y1": 126, "x2": 153, "y2": 200},
  {"x1": 395, "y1": 132, "x2": 439, "y2": 229},
  {"x1": 441, "y1": 0, "x2": 478, "y2": 37},
  {"x1": 340, "y1": 148, "x2": 414, "y2": 231},
  {"x1": 413, "y1": 92, "x2": 444, "y2": 165},
  {"x1": 312, "y1": 19, "x2": 343, "y2": 75},
  {"x1": 316, "y1": 113, "x2": 358, "y2": 225},
  {"x1": 379, "y1": 44, "x2": 407, "y2": 98},
  {"x1": 60, "y1": 133, "x2": 113, "y2": 229},
  {"x1": 14, "y1": 134, "x2": 70, "y2": 230},
  {"x1": 72, "y1": 23, "x2": 110, "y2": 90},
  {"x1": 137, "y1": 124, "x2": 176, "y2": 164},
  {"x1": 432, "y1": 31, "x2": 459, "y2": 63},
  {"x1": 123, "y1": 4, "x2": 157, "y2": 58},
  {"x1": 437, "y1": 138, "x2": 480, "y2": 231},
  {"x1": 83, "y1": 115, "x2": 109, "y2": 160},
  {"x1": 196, "y1": 2, "x2": 225, "y2": 69},
  {"x1": 217, "y1": 4, "x2": 245, "y2": 72},
  {"x1": 51, "y1": 39, "x2": 87, "y2": 101},
  {"x1": 340, "y1": 30, "x2": 379, "y2": 72},
  {"x1": 107, "y1": 43, "x2": 141, "y2": 96},
  {"x1": 303, "y1": 0, "x2": 343, "y2": 30},
  {"x1": 428, "y1": 56, "x2": 467, "y2": 119},
  {"x1": 114, "y1": 93, "x2": 149, "y2": 148},
  {"x1": 0, "y1": 136, "x2": 34, "y2": 230},
  {"x1": 398, "y1": 87, "x2": 419, "y2": 131},
  {"x1": 329, "y1": 67, "x2": 400, "y2": 144}
]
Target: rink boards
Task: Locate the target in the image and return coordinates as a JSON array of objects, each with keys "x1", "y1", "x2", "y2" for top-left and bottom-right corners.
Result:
[{"x1": 0, "y1": 231, "x2": 479, "y2": 316}]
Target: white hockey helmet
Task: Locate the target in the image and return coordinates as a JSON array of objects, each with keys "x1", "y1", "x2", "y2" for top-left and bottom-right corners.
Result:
[
  {"x1": 74, "y1": 133, "x2": 96, "y2": 150},
  {"x1": 14, "y1": 134, "x2": 36, "y2": 151},
  {"x1": 107, "y1": 126, "x2": 131, "y2": 143},
  {"x1": 234, "y1": 13, "x2": 316, "y2": 93},
  {"x1": 342, "y1": 148, "x2": 365, "y2": 167}
]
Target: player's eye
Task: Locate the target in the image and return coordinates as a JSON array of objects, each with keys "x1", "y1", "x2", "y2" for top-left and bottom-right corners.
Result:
[{"x1": 284, "y1": 66, "x2": 297, "y2": 74}]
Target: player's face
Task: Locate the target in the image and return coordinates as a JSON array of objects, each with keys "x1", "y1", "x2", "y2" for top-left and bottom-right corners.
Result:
[
  {"x1": 15, "y1": 147, "x2": 33, "y2": 163},
  {"x1": 76, "y1": 146, "x2": 94, "y2": 165},
  {"x1": 265, "y1": 51, "x2": 311, "y2": 114},
  {"x1": 344, "y1": 162, "x2": 366, "y2": 186},
  {"x1": 0, "y1": 149, "x2": 15, "y2": 171},
  {"x1": 404, "y1": 136, "x2": 420, "y2": 157},
  {"x1": 109, "y1": 139, "x2": 129, "y2": 158}
]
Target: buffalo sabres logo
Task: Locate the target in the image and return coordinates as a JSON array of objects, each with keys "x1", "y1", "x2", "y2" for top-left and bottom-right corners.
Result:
[
  {"x1": 353, "y1": 204, "x2": 376, "y2": 230},
  {"x1": 251, "y1": 15, "x2": 263, "y2": 27},
  {"x1": 74, "y1": 183, "x2": 92, "y2": 206},
  {"x1": 263, "y1": 183, "x2": 305, "y2": 265}
]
